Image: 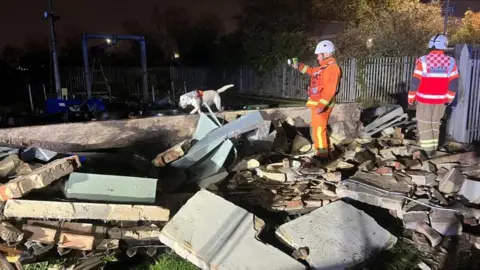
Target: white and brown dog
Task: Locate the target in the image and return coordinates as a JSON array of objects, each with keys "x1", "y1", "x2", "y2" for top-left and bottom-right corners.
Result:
[{"x1": 179, "y1": 84, "x2": 234, "y2": 114}]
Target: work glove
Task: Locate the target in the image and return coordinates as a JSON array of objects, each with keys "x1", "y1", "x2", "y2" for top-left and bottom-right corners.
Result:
[
  {"x1": 316, "y1": 107, "x2": 324, "y2": 114},
  {"x1": 287, "y1": 57, "x2": 299, "y2": 69}
]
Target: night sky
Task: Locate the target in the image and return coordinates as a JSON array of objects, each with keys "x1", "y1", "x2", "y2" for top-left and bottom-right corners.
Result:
[{"x1": 1, "y1": 0, "x2": 240, "y2": 46}]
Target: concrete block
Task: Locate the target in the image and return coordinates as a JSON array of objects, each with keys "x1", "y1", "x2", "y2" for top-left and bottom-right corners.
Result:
[
  {"x1": 4, "y1": 200, "x2": 169, "y2": 222},
  {"x1": 337, "y1": 180, "x2": 405, "y2": 211},
  {"x1": 276, "y1": 201, "x2": 397, "y2": 269},
  {"x1": 439, "y1": 168, "x2": 465, "y2": 194},
  {"x1": 0, "y1": 155, "x2": 23, "y2": 178},
  {"x1": 431, "y1": 188, "x2": 449, "y2": 205},
  {"x1": 402, "y1": 201, "x2": 430, "y2": 230},
  {"x1": 415, "y1": 222, "x2": 442, "y2": 247},
  {"x1": 421, "y1": 162, "x2": 437, "y2": 173},
  {"x1": 322, "y1": 172, "x2": 342, "y2": 182},
  {"x1": 64, "y1": 172, "x2": 157, "y2": 203},
  {"x1": 410, "y1": 152, "x2": 478, "y2": 170},
  {"x1": 380, "y1": 146, "x2": 409, "y2": 160},
  {"x1": 0, "y1": 222, "x2": 23, "y2": 243},
  {"x1": 429, "y1": 210, "x2": 462, "y2": 236},
  {"x1": 351, "y1": 171, "x2": 411, "y2": 193},
  {"x1": 358, "y1": 160, "x2": 375, "y2": 171},
  {"x1": 107, "y1": 226, "x2": 161, "y2": 240},
  {"x1": 57, "y1": 232, "x2": 94, "y2": 251},
  {"x1": 458, "y1": 178, "x2": 480, "y2": 204},
  {"x1": 159, "y1": 190, "x2": 305, "y2": 270},
  {"x1": 404, "y1": 171, "x2": 436, "y2": 186},
  {"x1": 22, "y1": 225, "x2": 57, "y2": 244},
  {"x1": 0, "y1": 156, "x2": 81, "y2": 201}
]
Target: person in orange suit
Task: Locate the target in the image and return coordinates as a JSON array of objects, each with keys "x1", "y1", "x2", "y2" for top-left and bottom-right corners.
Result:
[{"x1": 290, "y1": 40, "x2": 341, "y2": 160}]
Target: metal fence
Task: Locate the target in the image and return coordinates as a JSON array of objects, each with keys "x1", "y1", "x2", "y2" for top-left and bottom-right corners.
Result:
[
  {"x1": 57, "y1": 56, "x2": 417, "y2": 103},
  {"x1": 448, "y1": 44, "x2": 480, "y2": 143}
]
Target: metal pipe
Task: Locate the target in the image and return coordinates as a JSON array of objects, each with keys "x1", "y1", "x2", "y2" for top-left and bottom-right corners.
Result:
[
  {"x1": 47, "y1": 0, "x2": 61, "y2": 99},
  {"x1": 81, "y1": 34, "x2": 92, "y2": 99},
  {"x1": 27, "y1": 84, "x2": 34, "y2": 112},
  {"x1": 42, "y1": 84, "x2": 47, "y2": 100},
  {"x1": 140, "y1": 38, "x2": 149, "y2": 102}
]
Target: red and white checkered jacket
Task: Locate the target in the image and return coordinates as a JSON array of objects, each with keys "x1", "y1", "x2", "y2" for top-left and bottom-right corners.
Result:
[{"x1": 408, "y1": 50, "x2": 460, "y2": 105}]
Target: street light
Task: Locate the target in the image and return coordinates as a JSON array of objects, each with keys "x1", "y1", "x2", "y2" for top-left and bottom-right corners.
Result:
[
  {"x1": 367, "y1": 38, "x2": 373, "y2": 48},
  {"x1": 174, "y1": 53, "x2": 180, "y2": 59},
  {"x1": 106, "y1": 39, "x2": 112, "y2": 44}
]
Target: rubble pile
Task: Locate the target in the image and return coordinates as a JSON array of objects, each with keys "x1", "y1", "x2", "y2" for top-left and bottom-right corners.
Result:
[
  {"x1": 0, "y1": 104, "x2": 479, "y2": 269},
  {"x1": 0, "y1": 147, "x2": 170, "y2": 269}
]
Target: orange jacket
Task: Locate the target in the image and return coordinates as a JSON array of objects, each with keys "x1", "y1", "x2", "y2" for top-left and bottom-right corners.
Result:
[{"x1": 298, "y1": 58, "x2": 341, "y2": 109}]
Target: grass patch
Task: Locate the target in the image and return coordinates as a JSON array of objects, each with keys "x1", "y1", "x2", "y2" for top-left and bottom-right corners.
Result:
[
  {"x1": 24, "y1": 261, "x2": 63, "y2": 270},
  {"x1": 135, "y1": 253, "x2": 197, "y2": 270},
  {"x1": 360, "y1": 239, "x2": 423, "y2": 270}
]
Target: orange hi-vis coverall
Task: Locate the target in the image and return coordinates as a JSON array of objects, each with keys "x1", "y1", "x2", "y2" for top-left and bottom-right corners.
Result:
[{"x1": 298, "y1": 58, "x2": 341, "y2": 158}]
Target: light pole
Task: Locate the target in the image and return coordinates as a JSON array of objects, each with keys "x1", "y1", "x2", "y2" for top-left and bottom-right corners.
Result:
[{"x1": 44, "y1": 0, "x2": 61, "y2": 99}]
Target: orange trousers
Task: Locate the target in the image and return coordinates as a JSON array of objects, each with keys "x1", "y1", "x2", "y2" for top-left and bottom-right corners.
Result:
[{"x1": 310, "y1": 106, "x2": 333, "y2": 158}]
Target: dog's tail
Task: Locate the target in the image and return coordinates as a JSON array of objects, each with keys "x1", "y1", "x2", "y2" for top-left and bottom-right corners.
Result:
[{"x1": 216, "y1": 84, "x2": 234, "y2": 94}]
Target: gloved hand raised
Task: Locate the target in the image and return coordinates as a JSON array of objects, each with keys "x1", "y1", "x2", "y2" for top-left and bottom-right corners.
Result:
[{"x1": 287, "y1": 58, "x2": 299, "y2": 69}]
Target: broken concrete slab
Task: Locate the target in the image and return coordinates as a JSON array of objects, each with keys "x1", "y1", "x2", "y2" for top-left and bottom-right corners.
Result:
[
  {"x1": 337, "y1": 180, "x2": 405, "y2": 211},
  {"x1": 380, "y1": 146, "x2": 410, "y2": 161},
  {"x1": 197, "y1": 169, "x2": 229, "y2": 189},
  {"x1": 415, "y1": 222, "x2": 442, "y2": 247},
  {"x1": 20, "y1": 147, "x2": 57, "y2": 162},
  {"x1": 402, "y1": 201, "x2": 430, "y2": 230},
  {"x1": 404, "y1": 171, "x2": 436, "y2": 186},
  {"x1": 0, "y1": 155, "x2": 81, "y2": 201},
  {"x1": 431, "y1": 188, "x2": 449, "y2": 205},
  {"x1": 276, "y1": 201, "x2": 397, "y2": 269},
  {"x1": 350, "y1": 171, "x2": 411, "y2": 194},
  {"x1": 4, "y1": 200, "x2": 169, "y2": 222},
  {"x1": 429, "y1": 210, "x2": 462, "y2": 236},
  {"x1": 358, "y1": 160, "x2": 376, "y2": 171},
  {"x1": 438, "y1": 168, "x2": 465, "y2": 194},
  {"x1": 458, "y1": 178, "x2": 480, "y2": 204},
  {"x1": 410, "y1": 152, "x2": 478, "y2": 170},
  {"x1": 159, "y1": 190, "x2": 305, "y2": 270},
  {"x1": 63, "y1": 172, "x2": 157, "y2": 203}
]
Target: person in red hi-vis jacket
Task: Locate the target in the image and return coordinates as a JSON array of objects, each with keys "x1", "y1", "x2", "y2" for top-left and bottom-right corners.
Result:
[
  {"x1": 290, "y1": 40, "x2": 341, "y2": 160},
  {"x1": 408, "y1": 34, "x2": 460, "y2": 157}
]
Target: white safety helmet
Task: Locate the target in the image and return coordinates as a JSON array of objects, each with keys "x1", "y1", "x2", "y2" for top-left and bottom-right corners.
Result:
[
  {"x1": 315, "y1": 40, "x2": 335, "y2": 54},
  {"x1": 428, "y1": 34, "x2": 448, "y2": 50}
]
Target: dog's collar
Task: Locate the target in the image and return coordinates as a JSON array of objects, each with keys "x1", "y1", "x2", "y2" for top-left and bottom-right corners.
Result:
[{"x1": 196, "y1": 90, "x2": 204, "y2": 98}]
